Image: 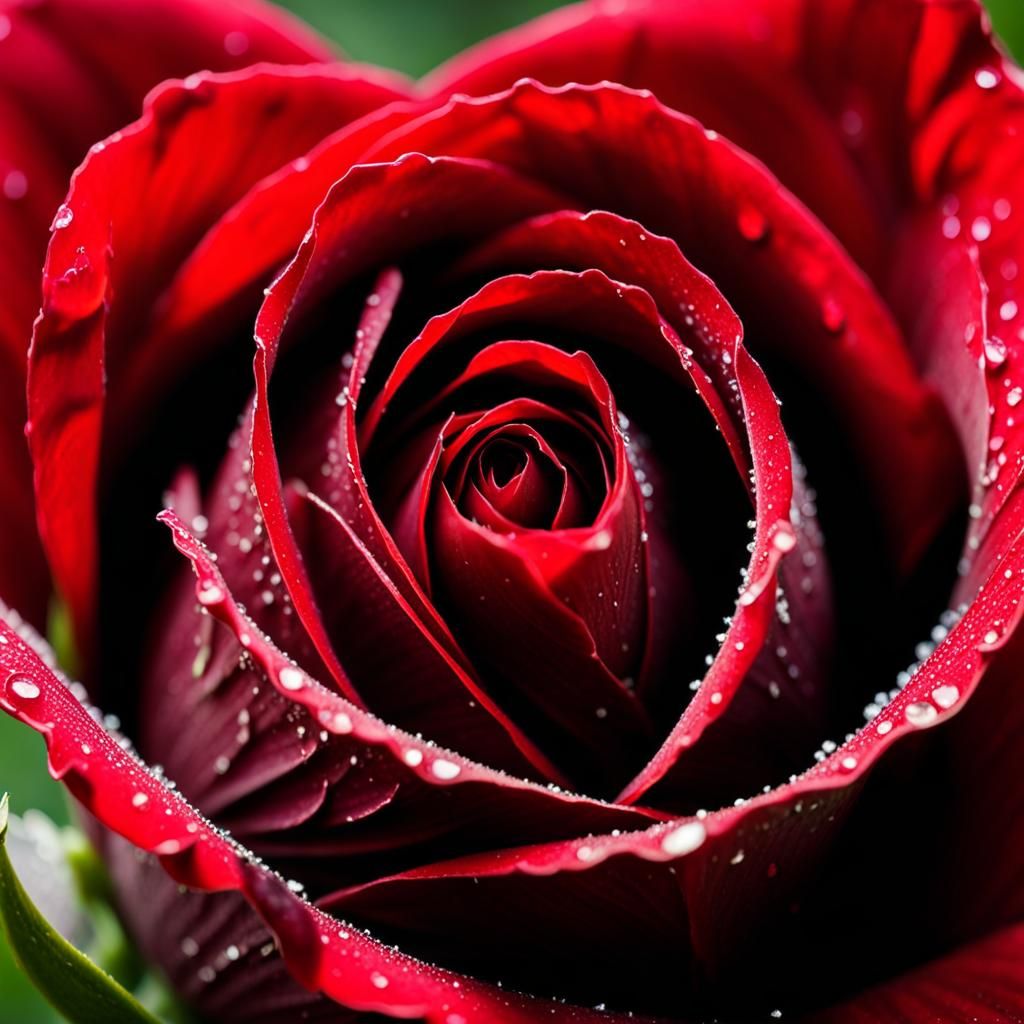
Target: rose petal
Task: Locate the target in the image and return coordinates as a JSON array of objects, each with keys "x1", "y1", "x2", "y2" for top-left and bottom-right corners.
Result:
[
  {"x1": 0, "y1": 0, "x2": 332, "y2": 626},
  {"x1": 0, "y1": 612, "x2": 654, "y2": 1023},
  {"x1": 805, "y1": 923, "x2": 1024, "y2": 1023},
  {"x1": 28, "y1": 65, "x2": 406, "y2": 666},
  {"x1": 322, "y1": 522, "x2": 1024, "y2": 1014},
  {"x1": 365, "y1": 80, "x2": 961, "y2": 575}
]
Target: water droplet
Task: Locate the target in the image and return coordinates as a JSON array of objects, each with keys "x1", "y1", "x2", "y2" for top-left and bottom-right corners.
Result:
[
  {"x1": 371, "y1": 972, "x2": 389, "y2": 989},
  {"x1": 431, "y1": 758, "x2": 461, "y2": 780},
  {"x1": 971, "y1": 216, "x2": 992, "y2": 242},
  {"x1": 905, "y1": 701, "x2": 938, "y2": 727},
  {"x1": 931, "y1": 685, "x2": 959, "y2": 709},
  {"x1": 975, "y1": 67, "x2": 1000, "y2": 89},
  {"x1": 9, "y1": 677, "x2": 39, "y2": 700},
  {"x1": 1000, "y1": 300, "x2": 1018, "y2": 322},
  {"x1": 197, "y1": 583, "x2": 224, "y2": 606},
  {"x1": 403, "y1": 748, "x2": 423, "y2": 767},
  {"x1": 181, "y1": 937, "x2": 199, "y2": 957},
  {"x1": 876, "y1": 720, "x2": 893, "y2": 735},
  {"x1": 131, "y1": 792, "x2": 149, "y2": 808},
  {"x1": 984, "y1": 628, "x2": 1000, "y2": 644},
  {"x1": 1008, "y1": 387, "x2": 1022, "y2": 407},
  {"x1": 772, "y1": 525, "x2": 797, "y2": 553},
  {"x1": 994, "y1": 198, "x2": 1012, "y2": 221},
  {"x1": 840, "y1": 755, "x2": 858, "y2": 770},
  {"x1": 3, "y1": 170, "x2": 27, "y2": 200},
  {"x1": 984, "y1": 336, "x2": 1007, "y2": 368},
  {"x1": 52, "y1": 205, "x2": 73, "y2": 230},
  {"x1": 278, "y1": 666, "x2": 306, "y2": 691},
  {"x1": 942, "y1": 216, "x2": 961, "y2": 239},
  {"x1": 737, "y1": 205, "x2": 769, "y2": 242},
  {"x1": 223, "y1": 30, "x2": 249, "y2": 55},
  {"x1": 820, "y1": 296, "x2": 846, "y2": 333},
  {"x1": 660, "y1": 820, "x2": 706, "y2": 855}
]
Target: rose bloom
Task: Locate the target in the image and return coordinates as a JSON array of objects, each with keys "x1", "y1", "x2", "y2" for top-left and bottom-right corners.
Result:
[{"x1": 0, "y1": 0, "x2": 1022, "y2": 1020}]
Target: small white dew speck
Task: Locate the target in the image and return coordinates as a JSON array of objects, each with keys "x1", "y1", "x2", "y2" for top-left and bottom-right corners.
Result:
[
  {"x1": 660, "y1": 821, "x2": 706, "y2": 856},
  {"x1": 431, "y1": 758, "x2": 461, "y2": 780},
  {"x1": 278, "y1": 666, "x2": 305, "y2": 691}
]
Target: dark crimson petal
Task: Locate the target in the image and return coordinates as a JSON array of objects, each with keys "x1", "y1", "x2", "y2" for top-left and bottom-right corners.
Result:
[
  {"x1": 423, "y1": 0, "x2": 1008, "y2": 293},
  {"x1": 807, "y1": 924, "x2": 1024, "y2": 1024},
  {"x1": 363, "y1": 81, "x2": 961, "y2": 574},
  {"x1": 294, "y1": 489, "x2": 570, "y2": 784},
  {"x1": 27, "y1": 65, "x2": 408, "y2": 664},
  {"x1": 0, "y1": 0, "x2": 332, "y2": 627},
  {"x1": 103, "y1": 841, "x2": 355, "y2": 1024},
  {"x1": 248, "y1": 156, "x2": 571, "y2": 721},
  {"x1": 423, "y1": 0, "x2": 885, "y2": 273},
  {"x1": 638, "y1": 457, "x2": 833, "y2": 811},
  {"x1": 159, "y1": 511, "x2": 663, "y2": 841},
  {"x1": 322, "y1": 523, "x2": 1024, "y2": 1015},
  {"x1": 354, "y1": 264, "x2": 792, "y2": 792},
  {"x1": 618, "y1": 340, "x2": 797, "y2": 803},
  {"x1": 144, "y1": 102, "x2": 423, "y2": 358},
  {"x1": 0, "y1": 614, "x2": 656, "y2": 1023}
]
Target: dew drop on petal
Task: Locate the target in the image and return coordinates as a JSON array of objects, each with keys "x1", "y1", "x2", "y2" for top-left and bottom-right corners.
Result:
[
  {"x1": 985, "y1": 336, "x2": 1008, "y2": 368},
  {"x1": 772, "y1": 525, "x2": 797, "y2": 553},
  {"x1": 197, "y1": 583, "x2": 224, "y2": 606},
  {"x1": 975, "y1": 67, "x2": 1000, "y2": 89},
  {"x1": 9, "y1": 677, "x2": 40, "y2": 700},
  {"x1": 223, "y1": 30, "x2": 249, "y2": 55},
  {"x1": 131, "y1": 792, "x2": 149, "y2": 808},
  {"x1": 52, "y1": 204, "x2": 73, "y2": 230},
  {"x1": 431, "y1": 758, "x2": 461, "y2": 780},
  {"x1": 660, "y1": 820, "x2": 706, "y2": 856},
  {"x1": 905, "y1": 701, "x2": 938, "y2": 727},
  {"x1": 737, "y1": 205, "x2": 769, "y2": 243},
  {"x1": 876, "y1": 720, "x2": 893, "y2": 735},
  {"x1": 931, "y1": 685, "x2": 959, "y2": 709},
  {"x1": 278, "y1": 666, "x2": 306, "y2": 691},
  {"x1": 403, "y1": 748, "x2": 423, "y2": 767},
  {"x1": 3, "y1": 170, "x2": 27, "y2": 200},
  {"x1": 971, "y1": 216, "x2": 992, "y2": 242},
  {"x1": 820, "y1": 296, "x2": 846, "y2": 333}
]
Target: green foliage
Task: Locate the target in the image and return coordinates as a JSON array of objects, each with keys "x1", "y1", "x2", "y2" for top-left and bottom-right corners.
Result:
[{"x1": 0, "y1": 796, "x2": 161, "y2": 1024}]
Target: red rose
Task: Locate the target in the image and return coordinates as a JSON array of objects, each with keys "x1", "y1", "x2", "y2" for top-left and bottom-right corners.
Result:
[{"x1": 1, "y1": 1, "x2": 1022, "y2": 1021}]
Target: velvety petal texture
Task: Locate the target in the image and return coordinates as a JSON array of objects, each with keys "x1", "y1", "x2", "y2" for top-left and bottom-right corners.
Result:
[
  {"x1": 0, "y1": 0, "x2": 1023, "y2": 1021},
  {"x1": 0, "y1": 0, "x2": 334, "y2": 628}
]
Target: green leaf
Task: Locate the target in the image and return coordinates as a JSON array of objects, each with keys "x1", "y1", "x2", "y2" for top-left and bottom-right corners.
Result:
[{"x1": 0, "y1": 794, "x2": 162, "y2": 1024}]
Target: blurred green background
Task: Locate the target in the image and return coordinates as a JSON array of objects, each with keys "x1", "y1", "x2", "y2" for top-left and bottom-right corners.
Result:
[{"x1": 1, "y1": 1, "x2": 1023, "y2": 1020}]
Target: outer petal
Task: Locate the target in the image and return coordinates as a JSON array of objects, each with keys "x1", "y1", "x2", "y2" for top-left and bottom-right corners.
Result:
[
  {"x1": 0, "y1": 612, "x2": 655, "y2": 1023},
  {"x1": 158, "y1": 512, "x2": 663, "y2": 856},
  {"x1": 808, "y1": 924, "x2": 1024, "y2": 1024},
  {"x1": 364, "y1": 80, "x2": 962, "y2": 577},
  {"x1": 0, "y1": 0, "x2": 334, "y2": 626},
  {"x1": 321, "y1": 521, "x2": 1024, "y2": 1015},
  {"x1": 27, "y1": 66, "x2": 409, "y2": 667}
]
